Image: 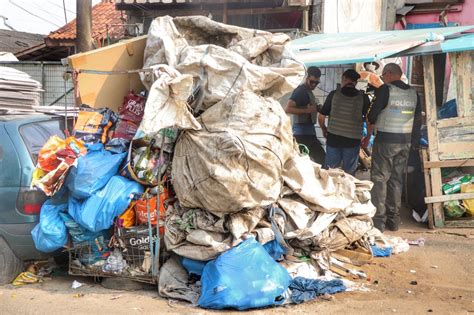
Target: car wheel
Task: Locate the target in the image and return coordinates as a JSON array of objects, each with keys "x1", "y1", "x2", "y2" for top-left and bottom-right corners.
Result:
[{"x1": 0, "y1": 237, "x2": 23, "y2": 285}]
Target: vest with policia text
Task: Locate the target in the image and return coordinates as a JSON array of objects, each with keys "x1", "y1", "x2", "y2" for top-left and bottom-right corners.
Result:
[
  {"x1": 375, "y1": 84, "x2": 417, "y2": 134},
  {"x1": 327, "y1": 87, "x2": 364, "y2": 139}
]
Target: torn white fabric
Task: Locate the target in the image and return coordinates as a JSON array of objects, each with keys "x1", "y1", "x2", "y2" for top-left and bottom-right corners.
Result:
[
  {"x1": 285, "y1": 212, "x2": 338, "y2": 240},
  {"x1": 137, "y1": 65, "x2": 200, "y2": 135}
]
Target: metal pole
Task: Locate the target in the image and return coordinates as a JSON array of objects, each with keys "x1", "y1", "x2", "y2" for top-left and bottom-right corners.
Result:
[
  {"x1": 223, "y1": 0, "x2": 228, "y2": 24},
  {"x1": 41, "y1": 62, "x2": 45, "y2": 105},
  {"x1": 76, "y1": 0, "x2": 93, "y2": 52},
  {"x1": 64, "y1": 75, "x2": 68, "y2": 134}
]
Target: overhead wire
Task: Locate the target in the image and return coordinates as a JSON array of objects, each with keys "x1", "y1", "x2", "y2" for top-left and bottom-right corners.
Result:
[
  {"x1": 42, "y1": 0, "x2": 76, "y2": 15},
  {"x1": 28, "y1": 1, "x2": 66, "y2": 25}
]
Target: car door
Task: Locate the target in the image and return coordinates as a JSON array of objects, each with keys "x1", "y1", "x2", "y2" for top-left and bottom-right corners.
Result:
[{"x1": 1, "y1": 116, "x2": 69, "y2": 260}]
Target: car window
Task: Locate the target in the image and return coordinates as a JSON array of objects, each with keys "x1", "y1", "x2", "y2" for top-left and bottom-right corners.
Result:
[{"x1": 20, "y1": 119, "x2": 67, "y2": 164}]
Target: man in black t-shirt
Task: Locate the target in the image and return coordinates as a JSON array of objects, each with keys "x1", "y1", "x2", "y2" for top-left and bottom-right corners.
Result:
[
  {"x1": 284, "y1": 66, "x2": 325, "y2": 165},
  {"x1": 318, "y1": 69, "x2": 370, "y2": 175}
]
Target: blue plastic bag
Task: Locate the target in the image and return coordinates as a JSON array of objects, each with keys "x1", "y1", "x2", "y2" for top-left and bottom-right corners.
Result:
[
  {"x1": 263, "y1": 239, "x2": 286, "y2": 261},
  {"x1": 60, "y1": 212, "x2": 110, "y2": 264},
  {"x1": 181, "y1": 257, "x2": 208, "y2": 276},
  {"x1": 289, "y1": 277, "x2": 346, "y2": 304},
  {"x1": 198, "y1": 237, "x2": 291, "y2": 310},
  {"x1": 371, "y1": 245, "x2": 392, "y2": 257},
  {"x1": 66, "y1": 143, "x2": 126, "y2": 199},
  {"x1": 59, "y1": 212, "x2": 108, "y2": 244},
  {"x1": 31, "y1": 199, "x2": 68, "y2": 253},
  {"x1": 68, "y1": 175, "x2": 143, "y2": 232},
  {"x1": 438, "y1": 99, "x2": 457, "y2": 119}
]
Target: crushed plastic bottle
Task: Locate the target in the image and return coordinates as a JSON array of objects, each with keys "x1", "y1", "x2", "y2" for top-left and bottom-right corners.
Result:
[{"x1": 103, "y1": 249, "x2": 127, "y2": 274}]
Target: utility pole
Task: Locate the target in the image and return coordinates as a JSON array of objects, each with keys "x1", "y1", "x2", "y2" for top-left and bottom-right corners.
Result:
[{"x1": 76, "y1": 0, "x2": 93, "y2": 53}]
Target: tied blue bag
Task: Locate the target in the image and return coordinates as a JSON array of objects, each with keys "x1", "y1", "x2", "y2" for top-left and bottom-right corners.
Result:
[
  {"x1": 31, "y1": 199, "x2": 68, "y2": 252},
  {"x1": 198, "y1": 237, "x2": 291, "y2": 310},
  {"x1": 69, "y1": 175, "x2": 143, "y2": 232},
  {"x1": 263, "y1": 239, "x2": 286, "y2": 261},
  {"x1": 66, "y1": 143, "x2": 126, "y2": 200},
  {"x1": 59, "y1": 213, "x2": 109, "y2": 265}
]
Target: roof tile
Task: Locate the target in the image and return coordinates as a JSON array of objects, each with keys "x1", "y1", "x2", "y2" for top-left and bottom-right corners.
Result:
[{"x1": 47, "y1": 0, "x2": 125, "y2": 41}]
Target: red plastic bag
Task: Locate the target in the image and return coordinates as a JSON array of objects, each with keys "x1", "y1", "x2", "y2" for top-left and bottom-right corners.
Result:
[{"x1": 112, "y1": 119, "x2": 138, "y2": 141}]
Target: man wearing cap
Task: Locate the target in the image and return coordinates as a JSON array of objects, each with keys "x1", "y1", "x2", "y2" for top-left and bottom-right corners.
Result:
[
  {"x1": 366, "y1": 63, "x2": 422, "y2": 232},
  {"x1": 318, "y1": 69, "x2": 371, "y2": 175},
  {"x1": 285, "y1": 66, "x2": 325, "y2": 165}
]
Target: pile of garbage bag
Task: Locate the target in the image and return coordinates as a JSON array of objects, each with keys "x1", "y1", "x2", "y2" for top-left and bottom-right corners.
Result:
[{"x1": 29, "y1": 16, "x2": 391, "y2": 310}]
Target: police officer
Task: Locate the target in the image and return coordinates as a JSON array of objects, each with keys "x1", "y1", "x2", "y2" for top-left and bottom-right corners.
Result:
[
  {"x1": 366, "y1": 63, "x2": 422, "y2": 232},
  {"x1": 285, "y1": 66, "x2": 325, "y2": 165}
]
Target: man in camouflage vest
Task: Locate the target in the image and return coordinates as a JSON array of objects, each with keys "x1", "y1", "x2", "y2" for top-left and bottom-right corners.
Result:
[{"x1": 318, "y1": 69, "x2": 370, "y2": 175}]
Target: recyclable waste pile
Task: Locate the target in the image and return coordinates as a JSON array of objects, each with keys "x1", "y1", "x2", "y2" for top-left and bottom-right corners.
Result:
[{"x1": 29, "y1": 16, "x2": 408, "y2": 310}]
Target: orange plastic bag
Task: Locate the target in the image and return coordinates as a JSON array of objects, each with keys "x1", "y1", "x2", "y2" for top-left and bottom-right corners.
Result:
[
  {"x1": 37, "y1": 136, "x2": 86, "y2": 172},
  {"x1": 135, "y1": 187, "x2": 169, "y2": 234},
  {"x1": 118, "y1": 201, "x2": 136, "y2": 228},
  {"x1": 37, "y1": 136, "x2": 66, "y2": 172}
]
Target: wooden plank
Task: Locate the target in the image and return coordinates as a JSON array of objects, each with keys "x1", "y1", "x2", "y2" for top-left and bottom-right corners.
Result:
[
  {"x1": 302, "y1": 6, "x2": 309, "y2": 31},
  {"x1": 452, "y1": 51, "x2": 474, "y2": 118},
  {"x1": 421, "y1": 149, "x2": 434, "y2": 229},
  {"x1": 438, "y1": 125, "x2": 474, "y2": 140},
  {"x1": 68, "y1": 36, "x2": 147, "y2": 112},
  {"x1": 139, "y1": 6, "x2": 304, "y2": 18},
  {"x1": 425, "y1": 192, "x2": 474, "y2": 204},
  {"x1": 423, "y1": 55, "x2": 444, "y2": 227},
  {"x1": 437, "y1": 116, "x2": 474, "y2": 129},
  {"x1": 444, "y1": 219, "x2": 474, "y2": 228},
  {"x1": 438, "y1": 142, "x2": 474, "y2": 160},
  {"x1": 423, "y1": 159, "x2": 474, "y2": 169},
  {"x1": 437, "y1": 120, "x2": 474, "y2": 161}
]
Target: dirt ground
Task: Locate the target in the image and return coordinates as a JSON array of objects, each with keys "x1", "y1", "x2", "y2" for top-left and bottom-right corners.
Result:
[{"x1": 1, "y1": 208, "x2": 473, "y2": 315}]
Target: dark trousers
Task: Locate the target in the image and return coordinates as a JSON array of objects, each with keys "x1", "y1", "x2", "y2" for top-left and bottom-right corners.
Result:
[
  {"x1": 370, "y1": 140, "x2": 411, "y2": 231},
  {"x1": 294, "y1": 135, "x2": 326, "y2": 165}
]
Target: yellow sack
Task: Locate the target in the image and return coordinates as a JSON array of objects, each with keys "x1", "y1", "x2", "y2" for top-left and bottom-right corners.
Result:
[
  {"x1": 12, "y1": 272, "x2": 42, "y2": 286},
  {"x1": 461, "y1": 183, "x2": 474, "y2": 216}
]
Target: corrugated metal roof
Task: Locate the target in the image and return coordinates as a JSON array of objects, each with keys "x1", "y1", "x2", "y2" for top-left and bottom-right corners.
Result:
[
  {"x1": 0, "y1": 30, "x2": 44, "y2": 54},
  {"x1": 289, "y1": 25, "x2": 474, "y2": 67},
  {"x1": 396, "y1": 33, "x2": 474, "y2": 56}
]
